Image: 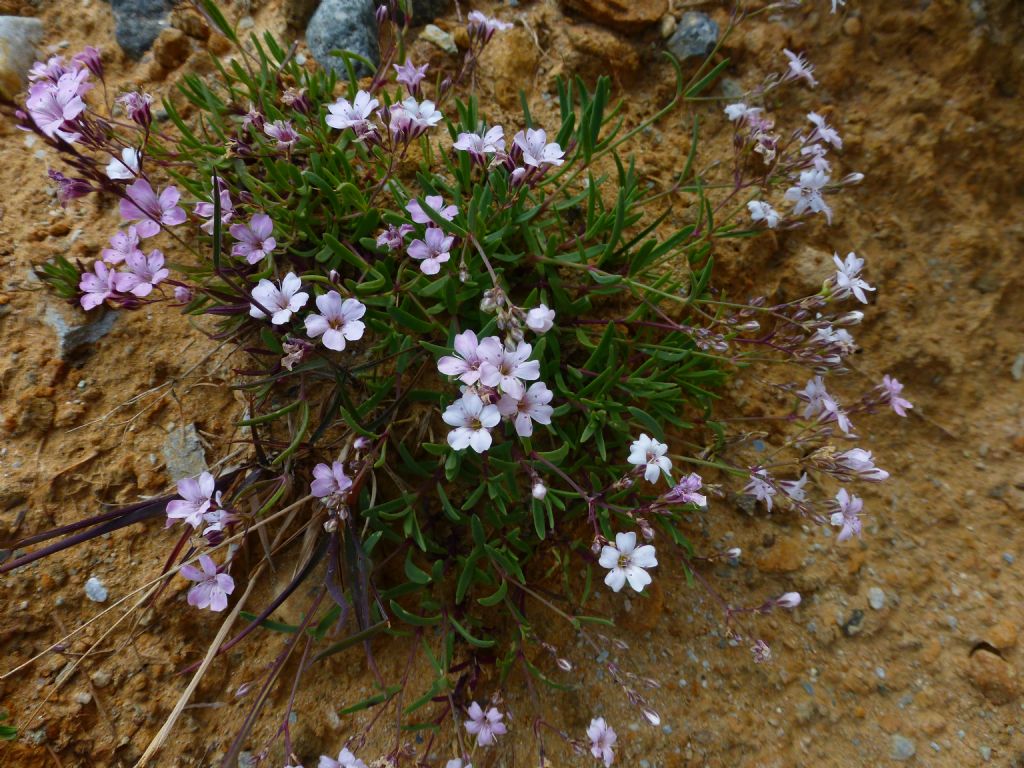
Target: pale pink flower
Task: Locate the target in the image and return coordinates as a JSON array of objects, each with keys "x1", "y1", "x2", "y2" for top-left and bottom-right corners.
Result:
[
  {"x1": 443, "y1": 392, "x2": 501, "y2": 453},
  {"x1": 166, "y1": 471, "x2": 217, "y2": 528},
  {"x1": 437, "y1": 330, "x2": 501, "y2": 385},
  {"x1": 775, "y1": 591, "x2": 802, "y2": 609},
  {"x1": 513, "y1": 127, "x2": 565, "y2": 168},
  {"x1": 724, "y1": 102, "x2": 762, "y2": 124},
  {"x1": 263, "y1": 119, "x2": 300, "y2": 149},
  {"x1": 479, "y1": 341, "x2": 540, "y2": 399},
  {"x1": 464, "y1": 702, "x2": 507, "y2": 746},
  {"x1": 453, "y1": 125, "x2": 505, "y2": 164},
  {"x1": 326, "y1": 90, "x2": 379, "y2": 136},
  {"x1": 230, "y1": 214, "x2": 277, "y2": 264},
  {"x1": 807, "y1": 111, "x2": 842, "y2": 148},
  {"x1": 406, "y1": 195, "x2": 458, "y2": 225},
  {"x1": 747, "y1": 200, "x2": 780, "y2": 228},
  {"x1": 587, "y1": 718, "x2": 617, "y2": 767},
  {"x1": 304, "y1": 291, "x2": 366, "y2": 351},
  {"x1": 797, "y1": 375, "x2": 829, "y2": 419},
  {"x1": 105, "y1": 147, "x2": 141, "y2": 181},
  {"x1": 113, "y1": 248, "x2": 168, "y2": 297},
  {"x1": 820, "y1": 393, "x2": 854, "y2": 435},
  {"x1": 376, "y1": 223, "x2": 413, "y2": 251},
  {"x1": 311, "y1": 461, "x2": 352, "y2": 500},
  {"x1": 467, "y1": 10, "x2": 513, "y2": 43},
  {"x1": 783, "y1": 49, "x2": 818, "y2": 88},
  {"x1": 79, "y1": 260, "x2": 117, "y2": 310},
  {"x1": 783, "y1": 169, "x2": 832, "y2": 223},
  {"x1": 407, "y1": 227, "x2": 454, "y2": 275},
  {"x1": 181, "y1": 554, "x2": 235, "y2": 612},
  {"x1": 878, "y1": 375, "x2": 913, "y2": 417},
  {"x1": 627, "y1": 433, "x2": 672, "y2": 484},
  {"x1": 779, "y1": 473, "x2": 809, "y2": 502},
  {"x1": 393, "y1": 58, "x2": 428, "y2": 95},
  {"x1": 525, "y1": 304, "x2": 555, "y2": 333},
  {"x1": 801, "y1": 142, "x2": 831, "y2": 172},
  {"x1": 390, "y1": 97, "x2": 442, "y2": 138},
  {"x1": 831, "y1": 251, "x2": 875, "y2": 304},
  {"x1": 102, "y1": 227, "x2": 143, "y2": 264},
  {"x1": 72, "y1": 46, "x2": 103, "y2": 79},
  {"x1": 663, "y1": 472, "x2": 706, "y2": 507},
  {"x1": 194, "y1": 185, "x2": 234, "y2": 235},
  {"x1": 830, "y1": 488, "x2": 863, "y2": 542},
  {"x1": 599, "y1": 531, "x2": 657, "y2": 593},
  {"x1": 118, "y1": 91, "x2": 152, "y2": 127},
  {"x1": 25, "y1": 71, "x2": 89, "y2": 141},
  {"x1": 744, "y1": 469, "x2": 777, "y2": 511},
  {"x1": 497, "y1": 381, "x2": 553, "y2": 437},
  {"x1": 119, "y1": 179, "x2": 187, "y2": 237},
  {"x1": 249, "y1": 272, "x2": 309, "y2": 324},
  {"x1": 835, "y1": 448, "x2": 889, "y2": 481}
]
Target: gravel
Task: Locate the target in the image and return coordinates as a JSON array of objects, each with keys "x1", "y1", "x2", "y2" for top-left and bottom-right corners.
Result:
[
  {"x1": 84, "y1": 576, "x2": 108, "y2": 602},
  {"x1": 867, "y1": 586, "x2": 886, "y2": 610},
  {"x1": 891, "y1": 734, "x2": 916, "y2": 761}
]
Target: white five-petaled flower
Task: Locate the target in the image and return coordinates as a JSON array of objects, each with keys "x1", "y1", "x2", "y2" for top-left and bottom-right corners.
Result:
[
  {"x1": 627, "y1": 433, "x2": 672, "y2": 484},
  {"x1": 744, "y1": 469, "x2": 777, "y2": 511},
  {"x1": 497, "y1": 381, "x2": 554, "y2": 437},
  {"x1": 513, "y1": 127, "x2": 565, "y2": 167},
  {"x1": 783, "y1": 48, "x2": 818, "y2": 88},
  {"x1": 830, "y1": 488, "x2": 863, "y2": 542},
  {"x1": 443, "y1": 391, "x2": 501, "y2": 453},
  {"x1": 453, "y1": 125, "x2": 505, "y2": 163},
  {"x1": 801, "y1": 142, "x2": 831, "y2": 172},
  {"x1": 166, "y1": 471, "x2": 218, "y2": 528},
  {"x1": 807, "y1": 111, "x2": 842, "y2": 148},
  {"x1": 747, "y1": 200, "x2": 780, "y2": 228},
  {"x1": 437, "y1": 330, "x2": 502, "y2": 385},
  {"x1": 325, "y1": 90, "x2": 379, "y2": 133},
  {"x1": 479, "y1": 341, "x2": 541, "y2": 399},
  {"x1": 587, "y1": 717, "x2": 617, "y2": 767},
  {"x1": 599, "y1": 531, "x2": 658, "y2": 593},
  {"x1": 249, "y1": 271, "x2": 309, "y2": 324},
  {"x1": 831, "y1": 251, "x2": 875, "y2": 304},
  {"x1": 797, "y1": 375, "x2": 829, "y2": 419},
  {"x1": 783, "y1": 168, "x2": 833, "y2": 223},
  {"x1": 778, "y1": 472, "x2": 809, "y2": 502},
  {"x1": 180, "y1": 554, "x2": 235, "y2": 612},
  {"x1": 724, "y1": 102, "x2": 762, "y2": 124},
  {"x1": 105, "y1": 146, "x2": 140, "y2": 180},
  {"x1": 304, "y1": 291, "x2": 366, "y2": 351},
  {"x1": 318, "y1": 748, "x2": 367, "y2": 768},
  {"x1": 391, "y1": 97, "x2": 443, "y2": 134},
  {"x1": 464, "y1": 702, "x2": 507, "y2": 746},
  {"x1": 525, "y1": 304, "x2": 555, "y2": 333}
]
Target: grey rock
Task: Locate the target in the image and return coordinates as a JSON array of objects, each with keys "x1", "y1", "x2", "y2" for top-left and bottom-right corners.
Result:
[
  {"x1": 891, "y1": 735, "x2": 916, "y2": 761},
  {"x1": 980, "y1": 746, "x2": 992, "y2": 761},
  {"x1": 85, "y1": 576, "x2": 108, "y2": 602},
  {"x1": 867, "y1": 586, "x2": 886, "y2": 610},
  {"x1": 162, "y1": 423, "x2": 208, "y2": 481},
  {"x1": 1011, "y1": 352, "x2": 1024, "y2": 381},
  {"x1": 0, "y1": 15, "x2": 45, "y2": 100},
  {"x1": 420, "y1": 23, "x2": 456, "y2": 54},
  {"x1": 91, "y1": 669, "x2": 112, "y2": 688},
  {"x1": 667, "y1": 12, "x2": 718, "y2": 60},
  {"x1": 44, "y1": 303, "x2": 119, "y2": 359},
  {"x1": 110, "y1": 0, "x2": 176, "y2": 59},
  {"x1": 306, "y1": 0, "x2": 378, "y2": 78}
]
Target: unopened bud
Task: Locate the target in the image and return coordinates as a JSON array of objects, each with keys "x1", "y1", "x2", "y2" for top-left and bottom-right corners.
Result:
[
  {"x1": 726, "y1": 547, "x2": 742, "y2": 563},
  {"x1": 531, "y1": 481, "x2": 547, "y2": 500},
  {"x1": 775, "y1": 591, "x2": 801, "y2": 609}
]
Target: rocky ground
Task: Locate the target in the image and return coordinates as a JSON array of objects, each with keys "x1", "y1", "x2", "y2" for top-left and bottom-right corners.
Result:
[{"x1": 1, "y1": 0, "x2": 1023, "y2": 766}]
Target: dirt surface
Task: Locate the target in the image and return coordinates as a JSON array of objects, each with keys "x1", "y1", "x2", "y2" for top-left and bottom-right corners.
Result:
[{"x1": 2, "y1": 0, "x2": 1023, "y2": 766}]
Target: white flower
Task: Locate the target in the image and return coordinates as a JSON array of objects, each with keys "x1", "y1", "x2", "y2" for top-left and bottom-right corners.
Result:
[
  {"x1": 724, "y1": 102, "x2": 761, "y2": 124},
  {"x1": 105, "y1": 146, "x2": 140, "y2": 180},
  {"x1": 807, "y1": 111, "x2": 842, "y2": 148},
  {"x1": 400, "y1": 97, "x2": 443, "y2": 129},
  {"x1": 778, "y1": 473, "x2": 809, "y2": 502},
  {"x1": 318, "y1": 748, "x2": 367, "y2": 768},
  {"x1": 783, "y1": 48, "x2": 818, "y2": 88},
  {"x1": 438, "y1": 330, "x2": 502, "y2": 385},
  {"x1": 598, "y1": 532, "x2": 657, "y2": 593},
  {"x1": 587, "y1": 717, "x2": 617, "y2": 767},
  {"x1": 747, "y1": 200, "x2": 780, "y2": 228},
  {"x1": 801, "y1": 142, "x2": 831, "y2": 172},
  {"x1": 442, "y1": 391, "x2": 500, "y2": 453},
  {"x1": 445, "y1": 761, "x2": 472, "y2": 768},
  {"x1": 831, "y1": 251, "x2": 875, "y2": 304},
  {"x1": 325, "y1": 90, "x2": 379, "y2": 132},
  {"x1": 525, "y1": 304, "x2": 555, "y2": 333},
  {"x1": 513, "y1": 127, "x2": 565, "y2": 167},
  {"x1": 497, "y1": 381, "x2": 553, "y2": 437},
  {"x1": 627, "y1": 433, "x2": 672, "y2": 484},
  {"x1": 463, "y1": 702, "x2": 507, "y2": 746},
  {"x1": 783, "y1": 168, "x2": 833, "y2": 223},
  {"x1": 744, "y1": 470, "x2": 777, "y2": 511},
  {"x1": 453, "y1": 125, "x2": 505, "y2": 159},
  {"x1": 835, "y1": 448, "x2": 889, "y2": 481},
  {"x1": 830, "y1": 488, "x2": 863, "y2": 542},
  {"x1": 776, "y1": 592, "x2": 802, "y2": 609},
  {"x1": 304, "y1": 291, "x2": 366, "y2": 352},
  {"x1": 249, "y1": 271, "x2": 309, "y2": 325},
  {"x1": 479, "y1": 341, "x2": 541, "y2": 399},
  {"x1": 796, "y1": 375, "x2": 829, "y2": 419}
]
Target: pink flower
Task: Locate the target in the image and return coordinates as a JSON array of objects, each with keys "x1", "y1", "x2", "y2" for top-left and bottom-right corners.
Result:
[
  {"x1": 25, "y1": 71, "x2": 89, "y2": 142},
  {"x1": 389, "y1": 97, "x2": 442, "y2": 139},
  {"x1": 783, "y1": 169, "x2": 832, "y2": 224},
  {"x1": 831, "y1": 251, "x2": 875, "y2": 304},
  {"x1": 166, "y1": 471, "x2": 217, "y2": 528},
  {"x1": 181, "y1": 554, "x2": 235, "y2": 612},
  {"x1": 393, "y1": 58, "x2": 428, "y2": 95},
  {"x1": 467, "y1": 10, "x2": 513, "y2": 43},
  {"x1": 194, "y1": 185, "x2": 234, "y2": 235},
  {"x1": 744, "y1": 469, "x2": 777, "y2": 511},
  {"x1": 407, "y1": 227, "x2": 454, "y2": 275},
  {"x1": 79, "y1": 260, "x2": 117, "y2": 310},
  {"x1": 304, "y1": 291, "x2": 366, "y2": 351},
  {"x1": 230, "y1": 214, "x2": 277, "y2": 264},
  {"x1": 513, "y1": 127, "x2": 565, "y2": 168},
  {"x1": 113, "y1": 249, "x2": 168, "y2": 297},
  {"x1": 807, "y1": 111, "x2": 842, "y2": 148},
  {"x1": 118, "y1": 91, "x2": 152, "y2": 127},
  {"x1": 311, "y1": 461, "x2": 353, "y2": 500},
  {"x1": 105, "y1": 147, "x2": 141, "y2": 181},
  {"x1": 453, "y1": 125, "x2": 505, "y2": 164},
  {"x1": 464, "y1": 702, "x2": 507, "y2": 746},
  {"x1": 797, "y1": 375, "x2": 829, "y2": 419},
  {"x1": 72, "y1": 46, "x2": 103, "y2": 79},
  {"x1": 326, "y1": 90, "x2": 379, "y2": 136},
  {"x1": 587, "y1": 717, "x2": 617, "y2": 767},
  {"x1": 778, "y1": 473, "x2": 809, "y2": 502},
  {"x1": 525, "y1": 304, "x2": 555, "y2": 333},
  {"x1": 497, "y1": 381, "x2": 554, "y2": 437},
  {"x1": 783, "y1": 49, "x2": 818, "y2": 88},
  {"x1": 442, "y1": 391, "x2": 501, "y2": 453},
  {"x1": 102, "y1": 227, "x2": 144, "y2": 265},
  {"x1": 830, "y1": 488, "x2": 863, "y2": 542},
  {"x1": 878, "y1": 375, "x2": 913, "y2": 417},
  {"x1": 437, "y1": 330, "x2": 501, "y2": 385},
  {"x1": 479, "y1": 340, "x2": 540, "y2": 399},
  {"x1": 663, "y1": 472, "x2": 706, "y2": 507},
  {"x1": 599, "y1": 531, "x2": 657, "y2": 593},
  {"x1": 264, "y1": 119, "x2": 300, "y2": 149},
  {"x1": 249, "y1": 272, "x2": 309, "y2": 324},
  {"x1": 119, "y1": 179, "x2": 187, "y2": 237},
  {"x1": 835, "y1": 448, "x2": 889, "y2": 481},
  {"x1": 406, "y1": 195, "x2": 458, "y2": 225},
  {"x1": 376, "y1": 223, "x2": 413, "y2": 251}
]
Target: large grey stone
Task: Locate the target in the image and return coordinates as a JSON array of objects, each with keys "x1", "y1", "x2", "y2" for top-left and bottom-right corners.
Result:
[
  {"x1": 44, "y1": 302, "x2": 119, "y2": 359},
  {"x1": 0, "y1": 15, "x2": 44, "y2": 100},
  {"x1": 306, "y1": 0, "x2": 378, "y2": 78},
  {"x1": 109, "y1": 0, "x2": 175, "y2": 59},
  {"x1": 667, "y1": 11, "x2": 718, "y2": 60}
]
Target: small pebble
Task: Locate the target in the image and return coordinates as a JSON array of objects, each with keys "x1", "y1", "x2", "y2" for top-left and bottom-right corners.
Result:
[
  {"x1": 84, "y1": 576, "x2": 108, "y2": 602},
  {"x1": 1003, "y1": 553, "x2": 1015, "y2": 565},
  {"x1": 875, "y1": 666, "x2": 886, "y2": 679},
  {"x1": 73, "y1": 691, "x2": 92, "y2": 705},
  {"x1": 980, "y1": 746, "x2": 992, "y2": 761},
  {"x1": 1011, "y1": 352, "x2": 1024, "y2": 381},
  {"x1": 891, "y1": 734, "x2": 916, "y2": 761},
  {"x1": 868, "y1": 586, "x2": 886, "y2": 610}
]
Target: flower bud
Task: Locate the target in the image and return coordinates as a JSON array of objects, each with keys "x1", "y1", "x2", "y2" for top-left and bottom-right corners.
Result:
[
  {"x1": 73, "y1": 46, "x2": 103, "y2": 79},
  {"x1": 775, "y1": 591, "x2": 801, "y2": 609},
  {"x1": 531, "y1": 481, "x2": 547, "y2": 500},
  {"x1": 726, "y1": 547, "x2": 742, "y2": 562}
]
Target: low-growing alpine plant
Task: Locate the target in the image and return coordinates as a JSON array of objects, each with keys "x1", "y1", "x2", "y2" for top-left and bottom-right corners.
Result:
[{"x1": 6, "y1": 0, "x2": 907, "y2": 765}]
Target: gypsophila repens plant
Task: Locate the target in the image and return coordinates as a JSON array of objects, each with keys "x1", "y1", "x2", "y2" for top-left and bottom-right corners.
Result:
[{"x1": 5, "y1": 0, "x2": 907, "y2": 765}]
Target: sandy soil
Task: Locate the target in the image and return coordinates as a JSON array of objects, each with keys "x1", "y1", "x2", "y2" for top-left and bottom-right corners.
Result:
[{"x1": 1, "y1": 0, "x2": 1023, "y2": 766}]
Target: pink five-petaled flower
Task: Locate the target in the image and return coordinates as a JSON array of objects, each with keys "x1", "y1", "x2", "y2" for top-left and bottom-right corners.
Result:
[
  {"x1": 807, "y1": 111, "x2": 842, "y2": 148},
  {"x1": 393, "y1": 58, "x2": 428, "y2": 95},
  {"x1": 437, "y1": 330, "x2": 501, "y2": 385},
  {"x1": 744, "y1": 469, "x2": 777, "y2": 512},
  {"x1": 587, "y1": 717, "x2": 617, "y2": 767},
  {"x1": 525, "y1": 304, "x2": 555, "y2": 333},
  {"x1": 664, "y1": 472, "x2": 706, "y2": 507},
  {"x1": 407, "y1": 227, "x2": 454, "y2": 275},
  {"x1": 479, "y1": 340, "x2": 540, "y2": 399},
  {"x1": 113, "y1": 249, "x2": 168, "y2": 297},
  {"x1": 264, "y1": 119, "x2": 300, "y2": 149},
  {"x1": 513, "y1": 127, "x2": 565, "y2": 168},
  {"x1": 389, "y1": 97, "x2": 443, "y2": 138},
  {"x1": 304, "y1": 291, "x2": 366, "y2": 352},
  {"x1": 101, "y1": 226, "x2": 143, "y2": 264},
  {"x1": 326, "y1": 90, "x2": 379, "y2": 136},
  {"x1": 105, "y1": 147, "x2": 140, "y2": 181},
  {"x1": 831, "y1": 251, "x2": 875, "y2": 304},
  {"x1": 834, "y1": 447, "x2": 889, "y2": 481},
  {"x1": 782, "y1": 49, "x2": 818, "y2": 88},
  {"x1": 406, "y1": 195, "x2": 458, "y2": 225},
  {"x1": 879, "y1": 375, "x2": 913, "y2": 416},
  {"x1": 497, "y1": 381, "x2": 554, "y2": 437},
  {"x1": 79, "y1": 260, "x2": 117, "y2": 310},
  {"x1": 443, "y1": 391, "x2": 501, "y2": 453},
  {"x1": 119, "y1": 179, "x2": 187, "y2": 237},
  {"x1": 599, "y1": 531, "x2": 658, "y2": 593},
  {"x1": 453, "y1": 125, "x2": 505, "y2": 165},
  {"x1": 830, "y1": 488, "x2": 863, "y2": 542},
  {"x1": 311, "y1": 461, "x2": 353, "y2": 501},
  {"x1": 318, "y1": 748, "x2": 367, "y2": 768},
  {"x1": 230, "y1": 214, "x2": 277, "y2": 264},
  {"x1": 181, "y1": 554, "x2": 235, "y2": 612},
  {"x1": 249, "y1": 272, "x2": 309, "y2": 324},
  {"x1": 783, "y1": 168, "x2": 832, "y2": 224},
  {"x1": 166, "y1": 471, "x2": 218, "y2": 528},
  {"x1": 627, "y1": 433, "x2": 672, "y2": 485},
  {"x1": 25, "y1": 71, "x2": 89, "y2": 141},
  {"x1": 376, "y1": 223, "x2": 413, "y2": 251},
  {"x1": 747, "y1": 200, "x2": 780, "y2": 228},
  {"x1": 194, "y1": 186, "x2": 234, "y2": 235},
  {"x1": 463, "y1": 702, "x2": 507, "y2": 747}
]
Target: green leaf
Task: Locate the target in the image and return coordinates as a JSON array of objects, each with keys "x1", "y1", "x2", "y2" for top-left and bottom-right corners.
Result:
[{"x1": 448, "y1": 615, "x2": 495, "y2": 648}]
